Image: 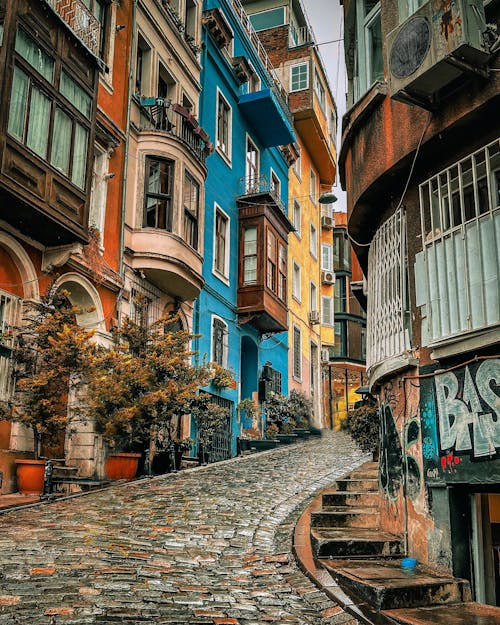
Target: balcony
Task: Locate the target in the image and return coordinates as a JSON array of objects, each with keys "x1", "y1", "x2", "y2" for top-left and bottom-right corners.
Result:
[
  {"x1": 289, "y1": 25, "x2": 313, "y2": 48},
  {"x1": 237, "y1": 175, "x2": 293, "y2": 334},
  {"x1": 138, "y1": 100, "x2": 211, "y2": 164},
  {"x1": 45, "y1": 0, "x2": 101, "y2": 57},
  {"x1": 239, "y1": 89, "x2": 295, "y2": 148},
  {"x1": 125, "y1": 229, "x2": 204, "y2": 301}
]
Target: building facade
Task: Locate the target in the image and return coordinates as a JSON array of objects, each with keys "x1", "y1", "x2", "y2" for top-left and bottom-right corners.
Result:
[
  {"x1": 0, "y1": 0, "x2": 132, "y2": 490},
  {"x1": 240, "y1": 0, "x2": 338, "y2": 426},
  {"x1": 197, "y1": 0, "x2": 295, "y2": 454},
  {"x1": 340, "y1": 0, "x2": 500, "y2": 604}
]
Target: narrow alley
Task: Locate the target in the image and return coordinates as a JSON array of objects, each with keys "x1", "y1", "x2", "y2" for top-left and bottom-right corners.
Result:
[{"x1": 0, "y1": 432, "x2": 367, "y2": 624}]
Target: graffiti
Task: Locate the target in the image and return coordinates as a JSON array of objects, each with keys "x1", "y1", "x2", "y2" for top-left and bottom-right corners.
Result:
[
  {"x1": 432, "y1": 0, "x2": 462, "y2": 42},
  {"x1": 440, "y1": 452, "x2": 462, "y2": 473},
  {"x1": 406, "y1": 419, "x2": 420, "y2": 446},
  {"x1": 405, "y1": 456, "x2": 421, "y2": 500},
  {"x1": 379, "y1": 403, "x2": 403, "y2": 501},
  {"x1": 435, "y1": 359, "x2": 500, "y2": 459}
]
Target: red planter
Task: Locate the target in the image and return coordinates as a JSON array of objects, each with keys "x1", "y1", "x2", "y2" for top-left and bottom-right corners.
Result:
[
  {"x1": 104, "y1": 453, "x2": 141, "y2": 480},
  {"x1": 15, "y1": 459, "x2": 46, "y2": 494}
]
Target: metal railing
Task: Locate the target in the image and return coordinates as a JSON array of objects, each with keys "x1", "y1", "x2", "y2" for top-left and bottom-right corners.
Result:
[
  {"x1": 238, "y1": 174, "x2": 286, "y2": 213},
  {"x1": 139, "y1": 100, "x2": 210, "y2": 164},
  {"x1": 289, "y1": 25, "x2": 313, "y2": 47},
  {"x1": 0, "y1": 291, "x2": 22, "y2": 401},
  {"x1": 46, "y1": 0, "x2": 101, "y2": 57},
  {"x1": 230, "y1": 0, "x2": 292, "y2": 127}
]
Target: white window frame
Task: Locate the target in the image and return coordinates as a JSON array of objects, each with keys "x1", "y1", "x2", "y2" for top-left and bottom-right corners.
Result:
[
  {"x1": 293, "y1": 199, "x2": 301, "y2": 238},
  {"x1": 292, "y1": 324, "x2": 302, "y2": 381},
  {"x1": 290, "y1": 62, "x2": 309, "y2": 92},
  {"x1": 292, "y1": 261, "x2": 301, "y2": 302},
  {"x1": 310, "y1": 281, "x2": 317, "y2": 312},
  {"x1": 322, "y1": 243, "x2": 333, "y2": 271},
  {"x1": 216, "y1": 88, "x2": 232, "y2": 163},
  {"x1": 310, "y1": 169, "x2": 316, "y2": 202},
  {"x1": 314, "y1": 69, "x2": 325, "y2": 110},
  {"x1": 249, "y1": 6, "x2": 286, "y2": 32},
  {"x1": 89, "y1": 145, "x2": 110, "y2": 248},
  {"x1": 245, "y1": 134, "x2": 260, "y2": 192},
  {"x1": 294, "y1": 147, "x2": 302, "y2": 180},
  {"x1": 270, "y1": 167, "x2": 281, "y2": 201},
  {"x1": 212, "y1": 203, "x2": 230, "y2": 283},
  {"x1": 211, "y1": 314, "x2": 228, "y2": 368},
  {"x1": 322, "y1": 295, "x2": 334, "y2": 326},
  {"x1": 354, "y1": 0, "x2": 382, "y2": 102},
  {"x1": 310, "y1": 223, "x2": 317, "y2": 258}
]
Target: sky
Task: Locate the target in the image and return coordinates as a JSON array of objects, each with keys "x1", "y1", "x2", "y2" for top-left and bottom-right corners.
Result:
[{"x1": 302, "y1": 0, "x2": 347, "y2": 211}]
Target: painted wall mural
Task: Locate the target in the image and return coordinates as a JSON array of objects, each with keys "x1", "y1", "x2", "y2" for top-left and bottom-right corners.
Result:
[{"x1": 420, "y1": 358, "x2": 500, "y2": 484}]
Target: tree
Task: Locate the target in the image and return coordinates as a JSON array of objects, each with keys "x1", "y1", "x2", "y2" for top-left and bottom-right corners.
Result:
[{"x1": 0, "y1": 289, "x2": 95, "y2": 459}]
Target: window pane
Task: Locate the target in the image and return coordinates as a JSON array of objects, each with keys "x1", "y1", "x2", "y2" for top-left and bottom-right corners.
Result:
[
  {"x1": 244, "y1": 257, "x2": 257, "y2": 283},
  {"x1": 249, "y1": 7, "x2": 285, "y2": 31},
  {"x1": 71, "y1": 124, "x2": 88, "y2": 188},
  {"x1": 26, "y1": 87, "x2": 51, "y2": 158},
  {"x1": 8, "y1": 67, "x2": 29, "y2": 140},
  {"x1": 51, "y1": 108, "x2": 72, "y2": 175},
  {"x1": 367, "y1": 12, "x2": 383, "y2": 84},
  {"x1": 60, "y1": 71, "x2": 92, "y2": 118},
  {"x1": 244, "y1": 227, "x2": 257, "y2": 255},
  {"x1": 16, "y1": 29, "x2": 54, "y2": 82},
  {"x1": 291, "y1": 64, "x2": 308, "y2": 91}
]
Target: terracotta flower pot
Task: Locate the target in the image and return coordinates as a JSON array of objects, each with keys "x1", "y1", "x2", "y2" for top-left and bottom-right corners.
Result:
[
  {"x1": 15, "y1": 459, "x2": 46, "y2": 494},
  {"x1": 105, "y1": 453, "x2": 141, "y2": 480}
]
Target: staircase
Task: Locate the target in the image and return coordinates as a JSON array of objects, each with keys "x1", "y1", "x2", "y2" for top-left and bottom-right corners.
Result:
[{"x1": 307, "y1": 462, "x2": 500, "y2": 625}]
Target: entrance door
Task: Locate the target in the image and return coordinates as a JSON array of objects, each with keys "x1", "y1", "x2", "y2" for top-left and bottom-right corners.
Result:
[{"x1": 471, "y1": 493, "x2": 500, "y2": 605}]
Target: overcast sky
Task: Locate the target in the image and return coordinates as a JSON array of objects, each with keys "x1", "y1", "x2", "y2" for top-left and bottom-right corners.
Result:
[{"x1": 302, "y1": 0, "x2": 347, "y2": 211}]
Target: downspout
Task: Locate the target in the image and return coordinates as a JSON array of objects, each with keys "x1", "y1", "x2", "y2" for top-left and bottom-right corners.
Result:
[{"x1": 118, "y1": 0, "x2": 137, "y2": 307}]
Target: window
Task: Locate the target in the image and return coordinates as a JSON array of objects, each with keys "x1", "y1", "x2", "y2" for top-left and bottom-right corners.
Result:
[
  {"x1": 7, "y1": 29, "x2": 91, "y2": 189},
  {"x1": 0, "y1": 290, "x2": 22, "y2": 401},
  {"x1": 416, "y1": 138, "x2": 500, "y2": 345},
  {"x1": 183, "y1": 171, "x2": 199, "y2": 250},
  {"x1": 135, "y1": 33, "x2": 151, "y2": 95},
  {"x1": 334, "y1": 277, "x2": 347, "y2": 313},
  {"x1": 143, "y1": 157, "x2": 174, "y2": 230},
  {"x1": 248, "y1": 65, "x2": 261, "y2": 93},
  {"x1": 314, "y1": 70, "x2": 325, "y2": 110},
  {"x1": 322, "y1": 243, "x2": 333, "y2": 271},
  {"x1": 366, "y1": 209, "x2": 409, "y2": 370},
  {"x1": 89, "y1": 146, "x2": 109, "y2": 243},
  {"x1": 185, "y1": 0, "x2": 197, "y2": 40},
  {"x1": 270, "y1": 169, "x2": 281, "y2": 201},
  {"x1": 0, "y1": 22, "x2": 4, "y2": 47},
  {"x1": 322, "y1": 295, "x2": 334, "y2": 326},
  {"x1": 294, "y1": 148, "x2": 301, "y2": 179},
  {"x1": 216, "y1": 91, "x2": 231, "y2": 159},
  {"x1": 329, "y1": 110, "x2": 337, "y2": 143},
  {"x1": 293, "y1": 325, "x2": 302, "y2": 380},
  {"x1": 212, "y1": 317, "x2": 228, "y2": 367},
  {"x1": 249, "y1": 7, "x2": 286, "y2": 31},
  {"x1": 333, "y1": 231, "x2": 351, "y2": 272},
  {"x1": 354, "y1": 0, "x2": 383, "y2": 101},
  {"x1": 310, "y1": 224, "x2": 317, "y2": 258},
  {"x1": 290, "y1": 63, "x2": 309, "y2": 91},
  {"x1": 398, "y1": 0, "x2": 427, "y2": 21},
  {"x1": 333, "y1": 321, "x2": 347, "y2": 358},
  {"x1": 245, "y1": 137, "x2": 259, "y2": 192},
  {"x1": 266, "y1": 230, "x2": 277, "y2": 292},
  {"x1": 243, "y1": 226, "x2": 258, "y2": 284},
  {"x1": 214, "y1": 207, "x2": 229, "y2": 278},
  {"x1": 310, "y1": 169, "x2": 316, "y2": 202},
  {"x1": 292, "y1": 261, "x2": 301, "y2": 301},
  {"x1": 82, "y1": 0, "x2": 108, "y2": 60},
  {"x1": 158, "y1": 64, "x2": 176, "y2": 103},
  {"x1": 310, "y1": 282, "x2": 317, "y2": 312},
  {"x1": 293, "y1": 200, "x2": 301, "y2": 236},
  {"x1": 278, "y1": 244, "x2": 287, "y2": 302}
]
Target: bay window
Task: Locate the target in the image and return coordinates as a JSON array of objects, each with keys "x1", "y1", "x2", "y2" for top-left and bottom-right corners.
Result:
[
  {"x1": 243, "y1": 227, "x2": 258, "y2": 284},
  {"x1": 266, "y1": 230, "x2": 277, "y2": 292},
  {"x1": 214, "y1": 208, "x2": 229, "y2": 278},
  {"x1": 143, "y1": 157, "x2": 174, "y2": 230},
  {"x1": 183, "y1": 171, "x2": 199, "y2": 250},
  {"x1": 278, "y1": 244, "x2": 287, "y2": 302}
]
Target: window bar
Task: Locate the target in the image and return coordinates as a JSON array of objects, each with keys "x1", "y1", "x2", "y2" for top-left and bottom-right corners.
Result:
[
  {"x1": 472, "y1": 151, "x2": 487, "y2": 329},
  {"x1": 457, "y1": 159, "x2": 472, "y2": 331}
]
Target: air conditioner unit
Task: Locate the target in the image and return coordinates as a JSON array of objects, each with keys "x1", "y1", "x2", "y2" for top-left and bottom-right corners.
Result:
[
  {"x1": 321, "y1": 215, "x2": 335, "y2": 230},
  {"x1": 321, "y1": 270, "x2": 335, "y2": 285},
  {"x1": 308, "y1": 310, "x2": 320, "y2": 325},
  {"x1": 386, "y1": 0, "x2": 490, "y2": 108},
  {"x1": 321, "y1": 349, "x2": 330, "y2": 363}
]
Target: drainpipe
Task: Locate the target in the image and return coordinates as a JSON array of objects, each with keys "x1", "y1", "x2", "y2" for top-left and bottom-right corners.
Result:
[
  {"x1": 117, "y1": 0, "x2": 137, "y2": 312},
  {"x1": 328, "y1": 364, "x2": 334, "y2": 429}
]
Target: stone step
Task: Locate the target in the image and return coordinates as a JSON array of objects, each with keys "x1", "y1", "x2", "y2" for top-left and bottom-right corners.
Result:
[
  {"x1": 383, "y1": 602, "x2": 500, "y2": 624},
  {"x1": 321, "y1": 559, "x2": 472, "y2": 610},
  {"x1": 311, "y1": 507, "x2": 380, "y2": 529},
  {"x1": 322, "y1": 490, "x2": 381, "y2": 508},
  {"x1": 52, "y1": 465, "x2": 79, "y2": 478},
  {"x1": 335, "y1": 477, "x2": 379, "y2": 492},
  {"x1": 349, "y1": 463, "x2": 379, "y2": 479},
  {"x1": 311, "y1": 527, "x2": 403, "y2": 559}
]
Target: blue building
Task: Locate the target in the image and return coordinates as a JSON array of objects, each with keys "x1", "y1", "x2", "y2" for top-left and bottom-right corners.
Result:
[{"x1": 194, "y1": 0, "x2": 296, "y2": 457}]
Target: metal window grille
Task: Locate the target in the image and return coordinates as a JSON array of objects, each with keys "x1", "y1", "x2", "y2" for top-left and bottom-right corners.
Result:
[
  {"x1": 417, "y1": 138, "x2": 500, "y2": 342},
  {"x1": 46, "y1": 0, "x2": 102, "y2": 57},
  {"x1": 198, "y1": 393, "x2": 233, "y2": 463},
  {"x1": 293, "y1": 326, "x2": 301, "y2": 379},
  {"x1": 0, "y1": 290, "x2": 22, "y2": 401},
  {"x1": 129, "y1": 277, "x2": 162, "y2": 328},
  {"x1": 366, "y1": 208, "x2": 409, "y2": 371}
]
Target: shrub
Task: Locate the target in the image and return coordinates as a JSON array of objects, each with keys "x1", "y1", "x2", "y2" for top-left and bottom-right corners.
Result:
[{"x1": 344, "y1": 404, "x2": 380, "y2": 453}]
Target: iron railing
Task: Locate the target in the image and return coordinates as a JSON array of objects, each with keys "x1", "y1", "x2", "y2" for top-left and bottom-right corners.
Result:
[
  {"x1": 238, "y1": 174, "x2": 286, "y2": 213},
  {"x1": 289, "y1": 25, "x2": 313, "y2": 47},
  {"x1": 0, "y1": 290, "x2": 22, "y2": 401},
  {"x1": 196, "y1": 394, "x2": 233, "y2": 463},
  {"x1": 45, "y1": 0, "x2": 101, "y2": 57},
  {"x1": 139, "y1": 100, "x2": 211, "y2": 164}
]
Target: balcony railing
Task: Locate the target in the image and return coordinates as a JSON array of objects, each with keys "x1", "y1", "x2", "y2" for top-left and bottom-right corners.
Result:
[
  {"x1": 230, "y1": 0, "x2": 292, "y2": 127},
  {"x1": 46, "y1": 0, "x2": 101, "y2": 57},
  {"x1": 289, "y1": 25, "x2": 313, "y2": 48},
  {"x1": 139, "y1": 99, "x2": 212, "y2": 164},
  {"x1": 238, "y1": 174, "x2": 286, "y2": 213}
]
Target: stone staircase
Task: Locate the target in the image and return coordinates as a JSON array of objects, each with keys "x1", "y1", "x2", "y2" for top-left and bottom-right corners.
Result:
[{"x1": 309, "y1": 462, "x2": 500, "y2": 625}]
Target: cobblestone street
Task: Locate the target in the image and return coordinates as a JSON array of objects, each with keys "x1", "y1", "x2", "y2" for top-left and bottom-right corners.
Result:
[{"x1": 0, "y1": 432, "x2": 367, "y2": 624}]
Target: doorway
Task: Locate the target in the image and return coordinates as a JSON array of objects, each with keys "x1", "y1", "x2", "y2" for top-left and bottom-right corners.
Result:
[{"x1": 471, "y1": 493, "x2": 500, "y2": 605}]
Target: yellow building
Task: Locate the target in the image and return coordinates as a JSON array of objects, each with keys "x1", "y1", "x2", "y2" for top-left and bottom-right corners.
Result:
[{"x1": 241, "y1": 0, "x2": 337, "y2": 425}]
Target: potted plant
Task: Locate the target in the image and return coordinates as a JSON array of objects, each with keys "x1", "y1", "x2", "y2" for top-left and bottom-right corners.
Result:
[
  {"x1": 0, "y1": 289, "x2": 95, "y2": 493},
  {"x1": 343, "y1": 404, "x2": 380, "y2": 459},
  {"x1": 237, "y1": 397, "x2": 258, "y2": 429},
  {"x1": 173, "y1": 437, "x2": 193, "y2": 470},
  {"x1": 210, "y1": 363, "x2": 234, "y2": 389},
  {"x1": 288, "y1": 390, "x2": 313, "y2": 437}
]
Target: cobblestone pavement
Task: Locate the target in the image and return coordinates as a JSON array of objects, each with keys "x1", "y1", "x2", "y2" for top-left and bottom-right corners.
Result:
[{"x1": 0, "y1": 431, "x2": 367, "y2": 625}]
